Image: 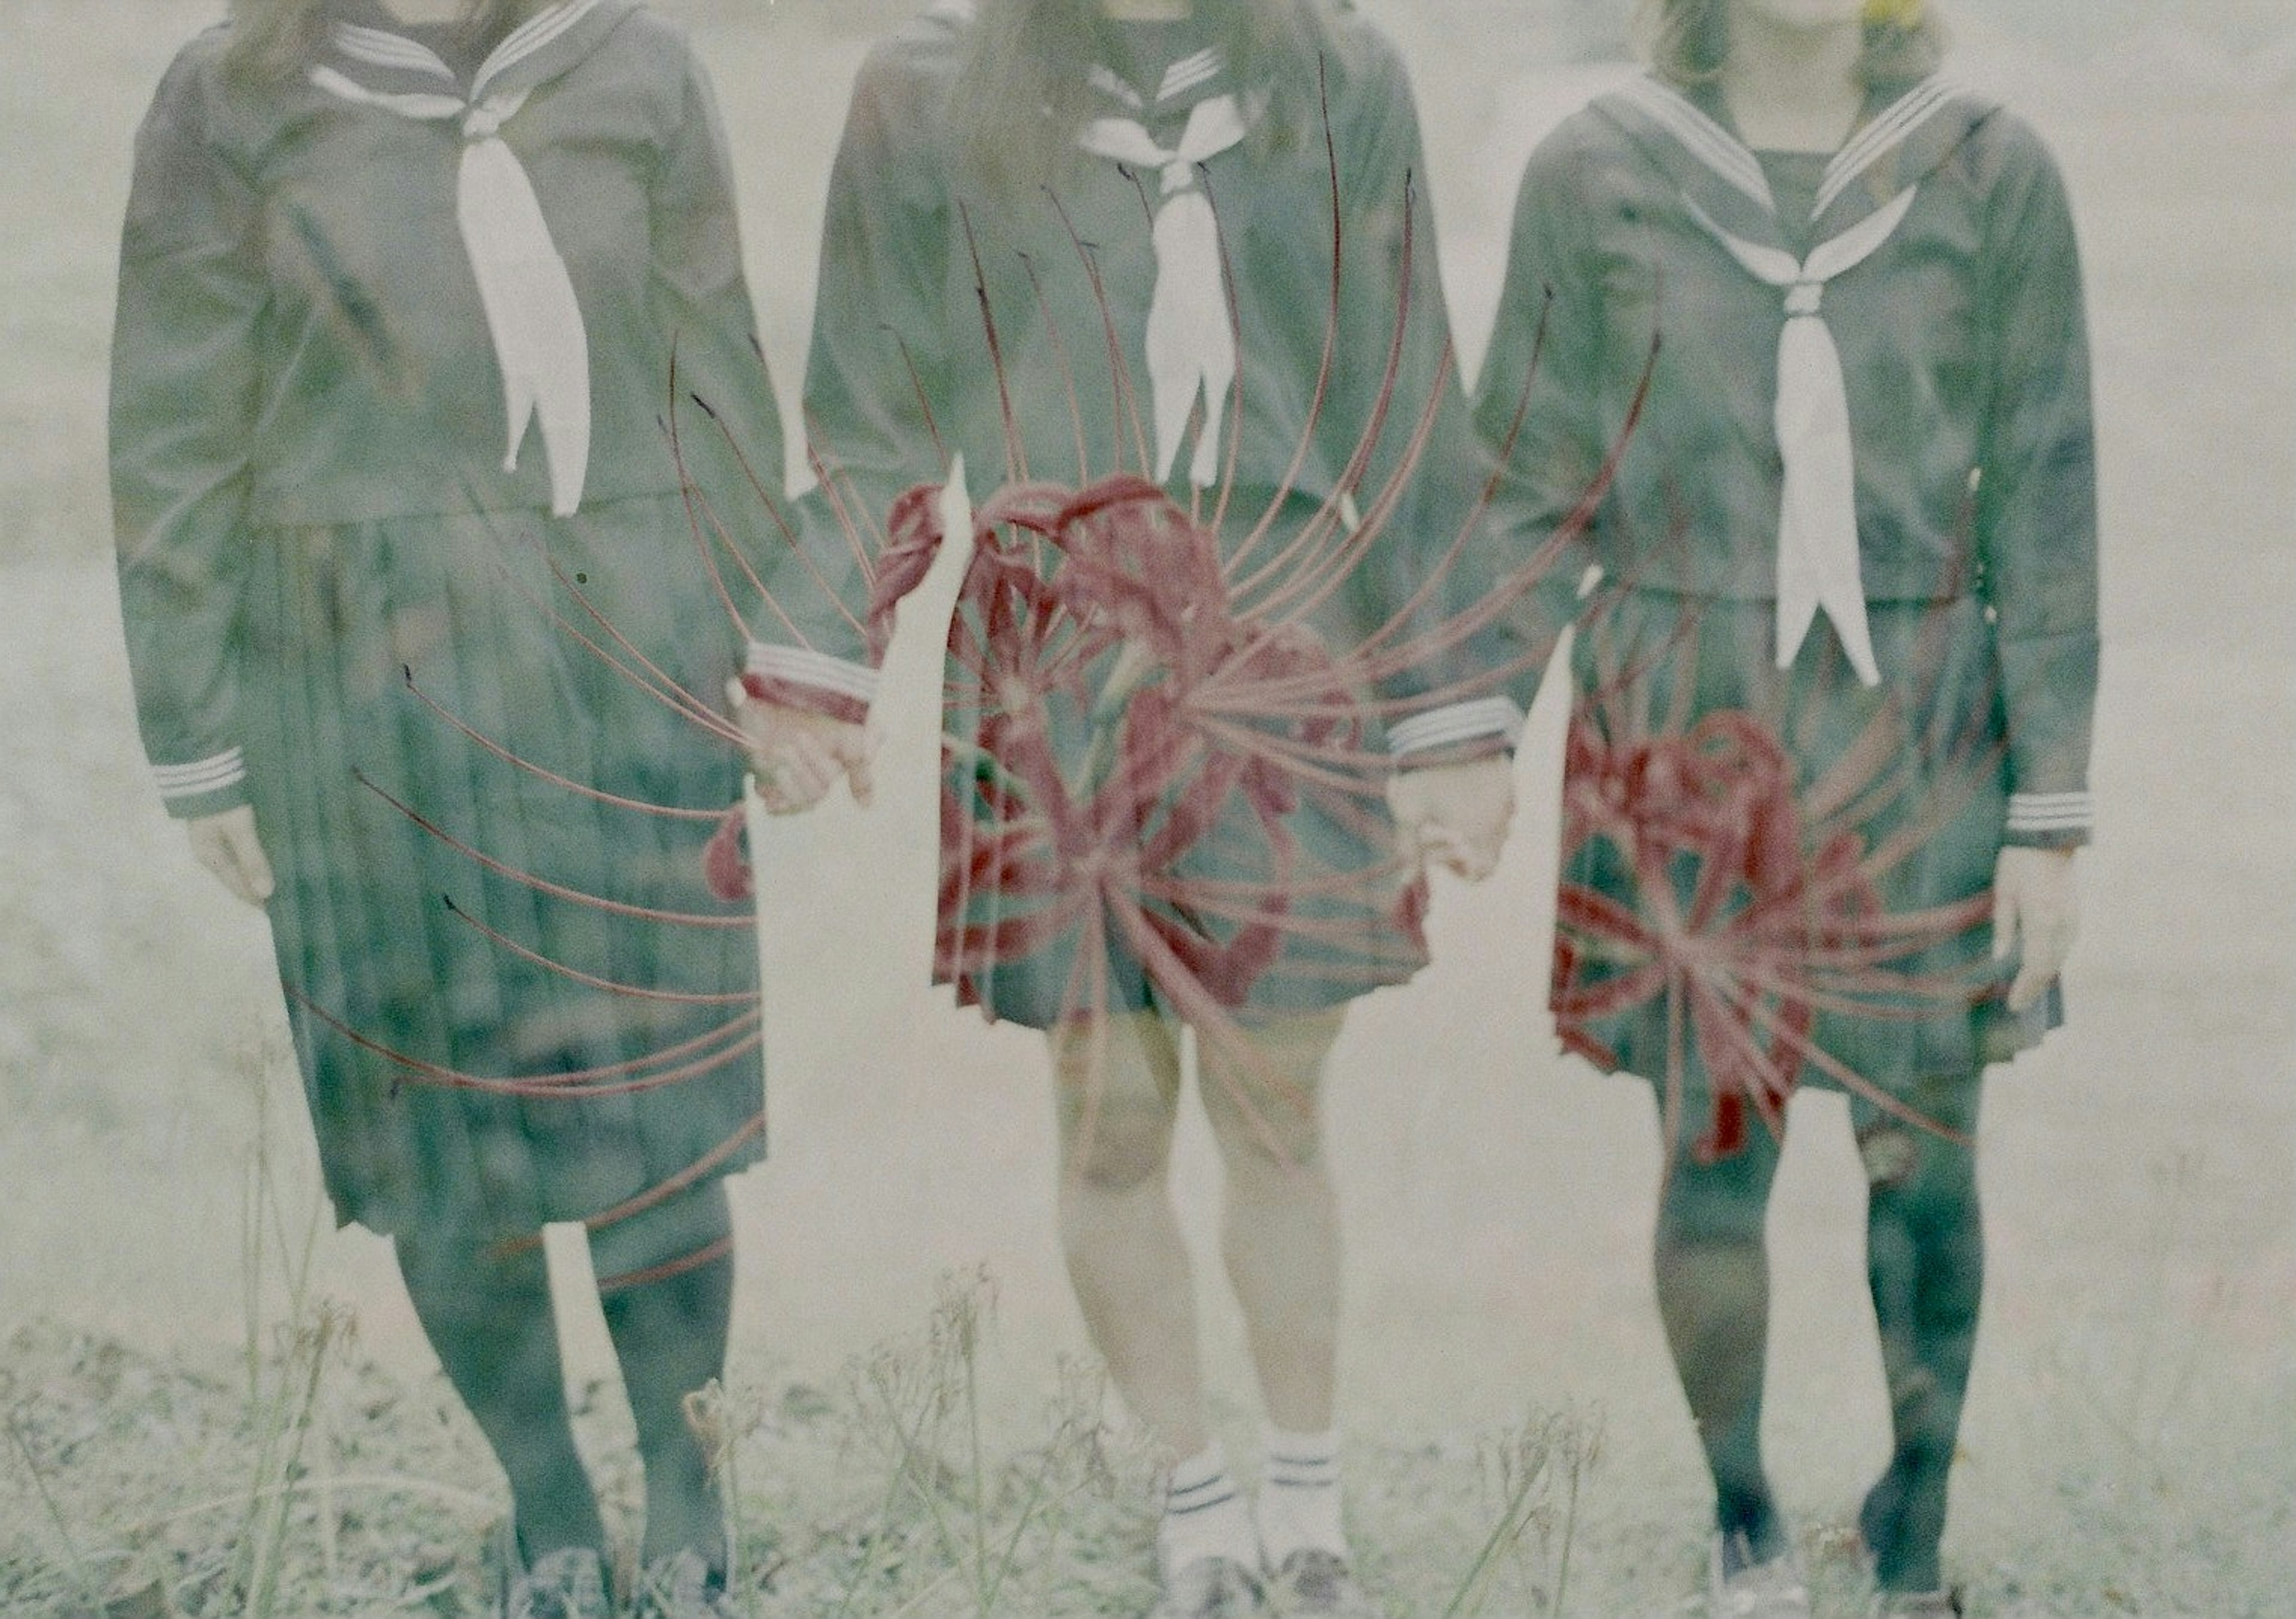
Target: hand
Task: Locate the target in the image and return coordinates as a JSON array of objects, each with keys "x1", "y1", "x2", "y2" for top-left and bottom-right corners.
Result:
[
  {"x1": 1387, "y1": 756, "x2": 1515, "y2": 883},
  {"x1": 1992, "y1": 844, "x2": 2079, "y2": 1013},
  {"x1": 187, "y1": 805, "x2": 274, "y2": 908},
  {"x1": 728, "y1": 679, "x2": 877, "y2": 815}
]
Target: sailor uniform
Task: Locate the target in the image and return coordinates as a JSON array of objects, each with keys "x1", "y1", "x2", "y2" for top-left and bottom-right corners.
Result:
[
  {"x1": 1475, "y1": 72, "x2": 2099, "y2": 1095},
  {"x1": 111, "y1": 1, "x2": 778, "y2": 1236},
  {"x1": 753, "y1": 1, "x2": 1500, "y2": 1027}
]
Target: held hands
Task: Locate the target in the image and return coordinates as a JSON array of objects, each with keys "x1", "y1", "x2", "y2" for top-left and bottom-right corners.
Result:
[
  {"x1": 728, "y1": 679, "x2": 877, "y2": 815},
  {"x1": 187, "y1": 805, "x2": 274, "y2": 908},
  {"x1": 1388, "y1": 756, "x2": 1516, "y2": 884},
  {"x1": 1993, "y1": 844, "x2": 2080, "y2": 1013}
]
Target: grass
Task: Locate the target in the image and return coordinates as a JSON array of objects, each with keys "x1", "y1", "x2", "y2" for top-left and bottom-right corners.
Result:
[
  {"x1": 1, "y1": 1180, "x2": 2289, "y2": 1617},
  {"x1": 1, "y1": 5, "x2": 2290, "y2": 1617},
  {"x1": 0, "y1": 1303, "x2": 1613, "y2": 1619},
  {"x1": 1437, "y1": 1407, "x2": 1601, "y2": 1619}
]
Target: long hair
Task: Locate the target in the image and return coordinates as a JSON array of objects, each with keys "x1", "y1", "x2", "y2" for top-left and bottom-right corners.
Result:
[
  {"x1": 949, "y1": 0, "x2": 1333, "y2": 197},
  {"x1": 1635, "y1": 0, "x2": 1945, "y2": 89},
  {"x1": 224, "y1": 0, "x2": 541, "y2": 83}
]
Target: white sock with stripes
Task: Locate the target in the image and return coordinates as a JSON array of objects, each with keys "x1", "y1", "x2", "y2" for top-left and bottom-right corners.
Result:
[
  {"x1": 1158, "y1": 1442, "x2": 1260, "y2": 1580},
  {"x1": 1255, "y1": 1424, "x2": 1348, "y2": 1563}
]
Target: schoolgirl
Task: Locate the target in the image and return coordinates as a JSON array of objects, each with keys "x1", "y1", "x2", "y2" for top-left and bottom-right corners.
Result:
[
  {"x1": 111, "y1": 1, "x2": 782, "y2": 1612},
  {"x1": 1473, "y1": 1, "x2": 2096, "y2": 1614},
  {"x1": 731, "y1": 1, "x2": 1511, "y2": 1614}
]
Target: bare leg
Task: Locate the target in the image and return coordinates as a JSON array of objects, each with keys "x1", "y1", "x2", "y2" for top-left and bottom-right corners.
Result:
[
  {"x1": 1049, "y1": 1010, "x2": 1206, "y2": 1457},
  {"x1": 395, "y1": 1228, "x2": 606, "y2": 1560},
  {"x1": 1653, "y1": 1105, "x2": 1789, "y2": 1566},
  {"x1": 1857, "y1": 1079, "x2": 1983, "y2": 1594},
  {"x1": 1196, "y1": 1007, "x2": 1347, "y2": 1433}
]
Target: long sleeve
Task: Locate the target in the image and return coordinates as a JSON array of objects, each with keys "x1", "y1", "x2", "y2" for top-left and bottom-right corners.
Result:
[
  {"x1": 648, "y1": 42, "x2": 790, "y2": 648},
  {"x1": 1327, "y1": 37, "x2": 1523, "y2": 759},
  {"x1": 746, "y1": 41, "x2": 956, "y2": 722},
  {"x1": 1470, "y1": 123, "x2": 1609, "y2": 726},
  {"x1": 110, "y1": 38, "x2": 265, "y2": 820},
  {"x1": 1973, "y1": 122, "x2": 2099, "y2": 848}
]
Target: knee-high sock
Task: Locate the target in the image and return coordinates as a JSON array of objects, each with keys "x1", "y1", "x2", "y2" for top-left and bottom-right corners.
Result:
[
  {"x1": 1653, "y1": 1119, "x2": 1787, "y2": 1564},
  {"x1": 395, "y1": 1229, "x2": 603, "y2": 1560},
  {"x1": 1859, "y1": 1091, "x2": 1983, "y2": 1593},
  {"x1": 593, "y1": 1181, "x2": 736, "y2": 1571}
]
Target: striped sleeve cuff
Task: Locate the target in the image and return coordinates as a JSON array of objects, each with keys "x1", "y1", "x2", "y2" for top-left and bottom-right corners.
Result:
[
  {"x1": 1388, "y1": 697, "x2": 1525, "y2": 760},
  {"x1": 743, "y1": 643, "x2": 878, "y2": 726},
  {"x1": 2005, "y1": 790, "x2": 2093, "y2": 841},
  {"x1": 153, "y1": 747, "x2": 247, "y2": 804}
]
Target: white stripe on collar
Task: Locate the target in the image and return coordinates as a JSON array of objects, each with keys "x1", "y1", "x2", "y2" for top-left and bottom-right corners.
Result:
[
  {"x1": 1618, "y1": 74, "x2": 1772, "y2": 214},
  {"x1": 1089, "y1": 63, "x2": 1144, "y2": 112},
  {"x1": 333, "y1": 22, "x2": 455, "y2": 80},
  {"x1": 329, "y1": 1, "x2": 604, "y2": 100},
  {"x1": 1088, "y1": 45, "x2": 1227, "y2": 115},
  {"x1": 1814, "y1": 75, "x2": 1960, "y2": 219},
  {"x1": 1625, "y1": 72, "x2": 1966, "y2": 226},
  {"x1": 1158, "y1": 46, "x2": 1222, "y2": 104},
  {"x1": 473, "y1": 0, "x2": 603, "y2": 99}
]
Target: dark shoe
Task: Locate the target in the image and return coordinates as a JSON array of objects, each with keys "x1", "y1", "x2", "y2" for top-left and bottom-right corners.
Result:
[
  {"x1": 503, "y1": 1546, "x2": 611, "y2": 1619},
  {"x1": 1268, "y1": 1548, "x2": 1384, "y2": 1617},
  {"x1": 1870, "y1": 1589, "x2": 1963, "y2": 1618},
  {"x1": 1148, "y1": 1554, "x2": 1267, "y2": 1618}
]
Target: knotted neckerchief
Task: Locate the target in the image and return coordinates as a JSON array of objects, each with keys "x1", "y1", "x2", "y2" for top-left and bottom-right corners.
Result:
[
  {"x1": 1076, "y1": 47, "x2": 1260, "y2": 488},
  {"x1": 1686, "y1": 185, "x2": 1915, "y2": 688},
  {"x1": 310, "y1": 0, "x2": 619, "y2": 514},
  {"x1": 1614, "y1": 74, "x2": 1967, "y2": 687}
]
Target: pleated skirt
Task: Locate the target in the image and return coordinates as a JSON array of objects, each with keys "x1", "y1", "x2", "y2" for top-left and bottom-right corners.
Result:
[
  {"x1": 1551, "y1": 588, "x2": 2060, "y2": 1114},
  {"x1": 933, "y1": 491, "x2": 1431, "y2": 1030},
  {"x1": 239, "y1": 494, "x2": 763, "y2": 1241}
]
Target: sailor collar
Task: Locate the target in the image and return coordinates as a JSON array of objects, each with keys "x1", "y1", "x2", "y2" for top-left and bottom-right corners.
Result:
[
  {"x1": 1589, "y1": 72, "x2": 1999, "y2": 688},
  {"x1": 316, "y1": 0, "x2": 636, "y2": 106},
  {"x1": 919, "y1": 0, "x2": 1240, "y2": 123},
  {"x1": 1595, "y1": 71, "x2": 1995, "y2": 248},
  {"x1": 306, "y1": 0, "x2": 643, "y2": 515},
  {"x1": 1083, "y1": 28, "x2": 1232, "y2": 121}
]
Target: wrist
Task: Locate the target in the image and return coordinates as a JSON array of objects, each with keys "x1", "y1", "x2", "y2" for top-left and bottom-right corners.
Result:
[{"x1": 1391, "y1": 737, "x2": 1512, "y2": 772}]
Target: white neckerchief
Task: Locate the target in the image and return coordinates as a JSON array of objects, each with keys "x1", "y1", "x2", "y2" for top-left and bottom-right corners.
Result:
[
  {"x1": 1078, "y1": 87, "x2": 1256, "y2": 488},
  {"x1": 1621, "y1": 76, "x2": 1963, "y2": 684},
  {"x1": 312, "y1": 0, "x2": 604, "y2": 515},
  {"x1": 1686, "y1": 188, "x2": 1917, "y2": 688}
]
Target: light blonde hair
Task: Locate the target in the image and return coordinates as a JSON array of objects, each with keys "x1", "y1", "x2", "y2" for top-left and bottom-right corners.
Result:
[
  {"x1": 1634, "y1": 0, "x2": 1945, "y2": 88},
  {"x1": 224, "y1": 0, "x2": 542, "y2": 83}
]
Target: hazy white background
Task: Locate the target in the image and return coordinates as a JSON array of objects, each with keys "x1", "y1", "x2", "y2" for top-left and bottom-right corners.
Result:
[{"x1": 1, "y1": 0, "x2": 2290, "y2": 1606}]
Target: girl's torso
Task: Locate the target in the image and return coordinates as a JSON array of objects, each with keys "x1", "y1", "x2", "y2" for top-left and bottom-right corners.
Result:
[
  {"x1": 133, "y1": 4, "x2": 719, "y2": 526},
  {"x1": 1507, "y1": 75, "x2": 2084, "y2": 604},
  {"x1": 811, "y1": 1, "x2": 1455, "y2": 509}
]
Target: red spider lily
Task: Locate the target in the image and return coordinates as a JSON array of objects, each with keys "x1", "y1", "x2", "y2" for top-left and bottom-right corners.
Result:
[
  {"x1": 337, "y1": 66, "x2": 1608, "y2": 1172},
  {"x1": 1550, "y1": 610, "x2": 2005, "y2": 1162},
  {"x1": 339, "y1": 105, "x2": 2001, "y2": 1212},
  {"x1": 910, "y1": 476, "x2": 1332, "y2": 1022},
  {"x1": 646, "y1": 114, "x2": 1607, "y2": 1141}
]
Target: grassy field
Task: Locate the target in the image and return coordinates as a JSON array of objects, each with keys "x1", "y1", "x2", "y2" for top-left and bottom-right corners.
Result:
[{"x1": 2, "y1": 2, "x2": 2292, "y2": 1614}]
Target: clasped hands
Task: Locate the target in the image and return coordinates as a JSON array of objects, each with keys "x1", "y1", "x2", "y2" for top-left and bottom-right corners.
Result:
[
  {"x1": 183, "y1": 687, "x2": 2076, "y2": 1011},
  {"x1": 1387, "y1": 756, "x2": 1516, "y2": 884},
  {"x1": 729, "y1": 680, "x2": 878, "y2": 815}
]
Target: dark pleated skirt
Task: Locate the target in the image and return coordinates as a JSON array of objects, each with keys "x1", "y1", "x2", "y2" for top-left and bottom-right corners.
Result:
[
  {"x1": 935, "y1": 491, "x2": 1431, "y2": 1030},
  {"x1": 1552, "y1": 588, "x2": 2059, "y2": 1110},
  {"x1": 239, "y1": 494, "x2": 763, "y2": 1241}
]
